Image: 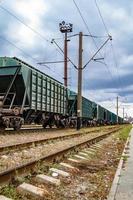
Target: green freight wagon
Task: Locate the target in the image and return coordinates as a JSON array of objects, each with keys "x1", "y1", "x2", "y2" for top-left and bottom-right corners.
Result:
[
  {"x1": 68, "y1": 91, "x2": 94, "y2": 126},
  {"x1": 68, "y1": 91, "x2": 122, "y2": 126},
  {"x1": 92, "y1": 102, "x2": 97, "y2": 119},
  {"x1": 0, "y1": 56, "x2": 123, "y2": 130},
  {"x1": 0, "y1": 57, "x2": 67, "y2": 129},
  {"x1": 106, "y1": 109, "x2": 112, "y2": 123},
  {"x1": 97, "y1": 105, "x2": 106, "y2": 123},
  {"x1": 111, "y1": 112, "x2": 117, "y2": 124},
  {"x1": 118, "y1": 116, "x2": 123, "y2": 124}
]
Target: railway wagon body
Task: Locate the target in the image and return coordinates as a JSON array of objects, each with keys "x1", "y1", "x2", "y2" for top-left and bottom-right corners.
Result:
[
  {"x1": 97, "y1": 105, "x2": 106, "y2": 124},
  {"x1": 0, "y1": 56, "x2": 123, "y2": 129},
  {"x1": 118, "y1": 116, "x2": 123, "y2": 124},
  {"x1": 68, "y1": 91, "x2": 97, "y2": 126},
  {"x1": 106, "y1": 109, "x2": 112, "y2": 124},
  {"x1": 68, "y1": 92, "x2": 122, "y2": 125},
  {"x1": 0, "y1": 57, "x2": 67, "y2": 129},
  {"x1": 111, "y1": 112, "x2": 117, "y2": 124},
  {"x1": 97, "y1": 106, "x2": 117, "y2": 125}
]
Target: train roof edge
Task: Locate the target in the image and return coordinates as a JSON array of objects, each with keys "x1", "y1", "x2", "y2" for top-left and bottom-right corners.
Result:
[{"x1": 0, "y1": 56, "x2": 64, "y2": 85}]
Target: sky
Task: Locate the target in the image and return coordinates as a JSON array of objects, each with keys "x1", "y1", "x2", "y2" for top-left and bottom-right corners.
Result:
[{"x1": 0, "y1": 0, "x2": 133, "y2": 118}]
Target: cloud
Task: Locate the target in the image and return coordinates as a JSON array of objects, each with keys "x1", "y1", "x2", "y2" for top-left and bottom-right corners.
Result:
[{"x1": 0, "y1": 0, "x2": 133, "y2": 117}]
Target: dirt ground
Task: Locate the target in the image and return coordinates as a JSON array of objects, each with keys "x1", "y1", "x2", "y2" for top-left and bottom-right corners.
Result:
[
  {"x1": 40, "y1": 129, "x2": 129, "y2": 200},
  {"x1": 0, "y1": 126, "x2": 130, "y2": 200}
]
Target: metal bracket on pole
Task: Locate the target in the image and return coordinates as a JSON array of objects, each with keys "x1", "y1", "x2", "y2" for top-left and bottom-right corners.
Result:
[{"x1": 83, "y1": 35, "x2": 112, "y2": 69}]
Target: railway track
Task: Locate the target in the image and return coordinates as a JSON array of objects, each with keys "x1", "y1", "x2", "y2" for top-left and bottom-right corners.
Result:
[
  {"x1": 0, "y1": 127, "x2": 121, "y2": 186},
  {"x1": 0, "y1": 129, "x2": 101, "y2": 155},
  {"x1": 2, "y1": 125, "x2": 116, "y2": 135},
  {"x1": 0, "y1": 126, "x2": 117, "y2": 153},
  {"x1": 1, "y1": 126, "x2": 60, "y2": 134}
]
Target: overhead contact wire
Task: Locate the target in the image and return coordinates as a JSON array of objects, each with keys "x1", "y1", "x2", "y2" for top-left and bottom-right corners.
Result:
[{"x1": 73, "y1": 0, "x2": 115, "y2": 83}]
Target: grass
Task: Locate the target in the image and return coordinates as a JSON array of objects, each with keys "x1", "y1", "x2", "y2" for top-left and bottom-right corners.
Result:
[
  {"x1": 118, "y1": 125, "x2": 132, "y2": 142},
  {"x1": 0, "y1": 184, "x2": 19, "y2": 200},
  {"x1": 122, "y1": 155, "x2": 129, "y2": 161}
]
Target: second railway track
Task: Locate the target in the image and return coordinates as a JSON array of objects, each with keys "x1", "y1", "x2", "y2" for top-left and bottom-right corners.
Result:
[{"x1": 0, "y1": 126, "x2": 116, "y2": 155}]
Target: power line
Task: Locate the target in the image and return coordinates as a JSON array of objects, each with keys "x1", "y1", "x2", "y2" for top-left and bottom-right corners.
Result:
[
  {"x1": 0, "y1": 36, "x2": 64, "y2": 79},
  {"x1": 110, "y1": 41, "x2": 128, "y2": 103},
  {"x1": 73, "y1": 0, "x2": 104, "y2": 54},
  {"x1": 51, "y1": 39, "x2": 77, "y2": 69},
  {"x1": 93, "y1": 0, "x2": 123, "y2": 93},
  {"x1": 83, "y1": 34, "x2": 108, "y2": 38},
  {"x1": 1, "y1": 2, "x2": 112, "y2": 80},
  {"x1": 0, "y1": 5, "x2": 76, "y2": 79},
  {"x1": 93, "y1": 0, "x2": 125, "y2": 98},
  {"x1": 1, "y1": 1, "x2": 126, "y2": 101},
  {"x1": 72, "y1": 0, "x2": 126, "y2": 109},
  {"x1": 0, "y1": 5, "x2": 50, "y2": 43},
  {"x1": 0, "y1": 5, "x2": 65, "y2": 59},
  {"x1": 94, "y1": 0, "x2": 120, "y2": 90},
  {"x1": 110, "y1": 42, "x2": 122, "y2": 88},
  {"x1": 94, "y1": 0, "x2": 109, "y2": 36},
  {"x1": 83, "y1": 36, "x2": 112, "y2": 69},
  {"x1": 39, "y1": 64, "x2": 63, "y2": 79},
  {"x1": 72, "y1": 0, "x2": 107, "y2": 39},
  {"x1": 94, "y1": 0, "x2": 122, "y2": 90},
  {"x1": 0, "y1": 5, "x2": 67, "y2": 79},
  {"x1": 72, "y1": 0, "x2": 115, "y2": 83},
  {"x1": 0, "y1": 36, "x2": 40, "y2": 63}
]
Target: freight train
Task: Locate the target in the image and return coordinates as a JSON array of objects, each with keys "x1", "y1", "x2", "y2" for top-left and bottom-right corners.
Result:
[{"x1": 0, "y1": 57, "x2": 123, "y2": 130}]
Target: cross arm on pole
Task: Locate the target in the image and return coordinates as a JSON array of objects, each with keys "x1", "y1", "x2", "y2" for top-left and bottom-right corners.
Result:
[
  {"x1": 83, "y1": 35, "x2": 112, "y2": 69},
  {"x1": 51, "y1": 39, "x2": 78, "y2": 69}
]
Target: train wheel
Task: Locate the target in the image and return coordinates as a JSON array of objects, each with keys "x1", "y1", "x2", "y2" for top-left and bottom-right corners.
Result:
[
  {"x1": 13, "y1": 124, "x2": 21, "y2": 131},
  {"x1": 13, "y1": 121, "x2": 21, "y2": 131}
]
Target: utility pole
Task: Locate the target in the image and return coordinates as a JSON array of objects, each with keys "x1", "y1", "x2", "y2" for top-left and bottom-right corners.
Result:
[
  {"x1": 116, "y1": 96, "x2": 119, "y2": 124},
  {"x1": 52, "y1": 27, "x2": 112, "y2": 129},
  {"x1": 64, "y1": 32, "x2": 68, "y2": 87},
  {"x1": 59, "y1": 21, "x2": 73, "y2": 87},
  {"x1": 123, "y1": 107, "x2": 124, "y2": 123},
  {"x1": 76, "y1": 33, "x2": 111, "y2": 130},
  {"x1": 77, "y1": 32, "x2": 83, "y2": 130}
]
